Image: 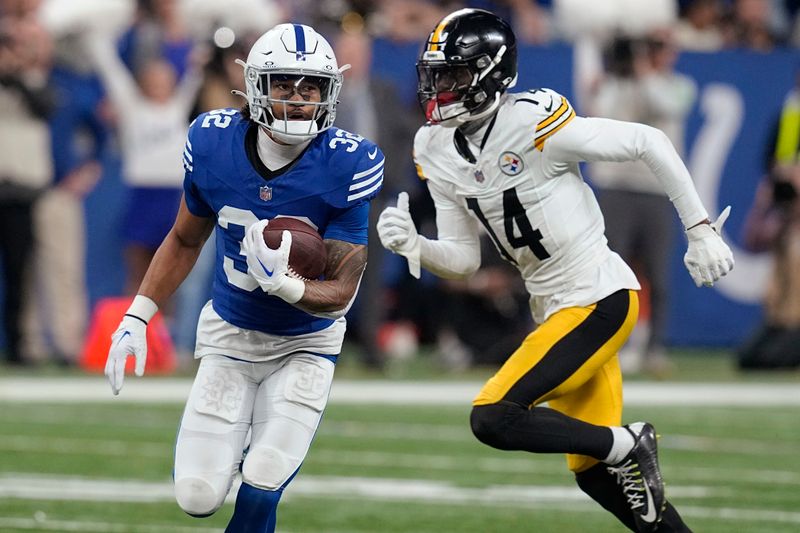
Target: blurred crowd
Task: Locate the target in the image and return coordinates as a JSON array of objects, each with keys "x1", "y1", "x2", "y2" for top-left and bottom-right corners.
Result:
[{"x1": 1, "y1": 0, "x2": 799, "y2": 374}]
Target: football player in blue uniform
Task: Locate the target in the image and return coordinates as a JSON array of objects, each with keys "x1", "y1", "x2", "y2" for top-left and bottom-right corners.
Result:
[
  {"x1": 379, "y1": 9, "x2": 733, "y2": 533},
  {"x1": 104, "y1": 24, "x2": 384, "y2": 532}
]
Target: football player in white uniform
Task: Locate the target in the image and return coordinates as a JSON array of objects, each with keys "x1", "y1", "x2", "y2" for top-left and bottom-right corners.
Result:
[{"x1": 378, "y1": 9, "x2": 733, "y2": 533}]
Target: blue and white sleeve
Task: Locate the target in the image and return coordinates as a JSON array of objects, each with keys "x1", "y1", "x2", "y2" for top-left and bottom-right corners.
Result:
[{"x1": 181, "y1": 123, "x2": 214, "y2": 218}]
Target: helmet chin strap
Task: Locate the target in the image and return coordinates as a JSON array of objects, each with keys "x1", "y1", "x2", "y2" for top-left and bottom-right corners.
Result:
[{"x1": 269, "y1": 119, "x2": 319, "y2": 145}]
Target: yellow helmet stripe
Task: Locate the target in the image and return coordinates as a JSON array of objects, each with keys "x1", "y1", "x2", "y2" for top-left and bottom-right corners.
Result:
[{"x1": 428, "y1": 9, "x2": 469, "y2": 51}]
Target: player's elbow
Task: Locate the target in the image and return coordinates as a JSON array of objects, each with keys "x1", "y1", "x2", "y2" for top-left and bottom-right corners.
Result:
[
  {"x1": 452, "y1": 258, "x2": 481, "y2": 278},
  {"x1": 634, "y1": 123, "x2": 673, "y2": 156}
]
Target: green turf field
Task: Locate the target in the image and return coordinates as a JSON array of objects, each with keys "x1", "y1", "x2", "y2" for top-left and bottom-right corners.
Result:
[{"x1": 0, "y1": 365, "x2": 799, "y2": 533}]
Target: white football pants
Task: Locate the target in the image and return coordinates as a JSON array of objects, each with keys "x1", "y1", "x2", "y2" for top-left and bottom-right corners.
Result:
[{"x1": 173, "y1": 352, "x2": 334, "y2": 516}]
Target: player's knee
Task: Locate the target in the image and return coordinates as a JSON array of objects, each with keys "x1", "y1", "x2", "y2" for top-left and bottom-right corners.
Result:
[
  {"x1": 470, "y1": 403, "x2": 517, "y2": 450},
  {"x1": 174, "y1": 477, "x2": 225, "y2": 517},
  {"x1": 241, "y1": 446, "x2": 300, "y2": 490}
]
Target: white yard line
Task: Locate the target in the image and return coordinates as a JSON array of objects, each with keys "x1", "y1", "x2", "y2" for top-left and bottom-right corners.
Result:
[
  {"x1": 1, "y1": 474, "x2": 799, "y2": 526},
  {"x1": 1, "y1": 377, "x2": 799, "y2": 405},
  {"x1": 0, "y1": 516, "x2": 218, "y2": 532}
]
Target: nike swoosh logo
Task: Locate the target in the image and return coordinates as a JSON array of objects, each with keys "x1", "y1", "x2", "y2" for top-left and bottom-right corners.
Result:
[
  {"x1": 544, "y1": 96, "x2": 554, "y2": 113},
  {"x1": 120, "y1": 331, "x2": 130, "y2": 340},
  {"x1": 368, "y1": 148, "x2": 378, "y2": 160},
  {"x1": 640, "y1": 482, "x2": 657, "y2": 523},
  {"x1": 257, "y1": 258, "x2": 274, "y2": 277}
]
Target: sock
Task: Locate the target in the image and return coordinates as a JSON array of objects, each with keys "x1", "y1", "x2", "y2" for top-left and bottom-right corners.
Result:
[
  {"x1": 225, "y1": 482, "x2": 282, "y2": 533},
  {"x1": 575, "y1": 462, "x2": 637, "y2": 531},
  {"x1": 604, "y1": 425, "x2": 635, "y2": 464}
]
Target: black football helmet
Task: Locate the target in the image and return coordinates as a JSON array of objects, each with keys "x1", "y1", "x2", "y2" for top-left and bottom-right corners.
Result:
[{"x1": 417, "y1": 9, "x2": 517, "y2": 125}]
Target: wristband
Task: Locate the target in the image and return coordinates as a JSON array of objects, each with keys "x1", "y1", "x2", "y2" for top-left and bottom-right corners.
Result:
[
  {"x1": 126, "y1": 295, "x2": 159, "y2": 323},
  {"x1": 277, "y1": 277, "x2": 305, "y2": 304}
]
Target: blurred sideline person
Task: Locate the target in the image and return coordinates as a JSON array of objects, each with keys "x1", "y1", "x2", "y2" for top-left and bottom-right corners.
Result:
[
  {"x1": 378, "y1": 9, "x2": 733, "y2": 532},
  {"x1": 0, "y1": 11, "x2": 54, "y2": 365},
  {"x1": 334, "y1": 28, "x2": 424, "y2": 368},
  {"x1": 738, "y1": 84, "x2": 800, "y2": 370},
  {"x1": 586, "y1": 31, "x2": 697, "y2": 376},
  {"x1": 103, "y1": 24, "x2": 384, "y2": 533},
  {"x1": 85, "y1": 31, "x2": 203, "y2": 294},
  {"x1": 22, "y1": 30, "x2": 106, "y2": 366}
]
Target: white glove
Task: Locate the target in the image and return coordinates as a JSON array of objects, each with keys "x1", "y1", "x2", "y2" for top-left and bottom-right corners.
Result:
[
  {"x1": 377, "y1": 192, "x2": 421, "y2": 278},
  {"x1": 684, "y1": 206, "x2": 735, "y2": 287},
  {"x1": 105, "y1": 315, "x2": 148, "y2": 396},
  {"x1": 242, "y1": 219, "x2": 305, "y2": 303}
]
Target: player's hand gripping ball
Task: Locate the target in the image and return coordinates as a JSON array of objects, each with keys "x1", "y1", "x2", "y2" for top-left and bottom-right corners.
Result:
[{"x1": 262, "y1": 217, "x2": 327, "y2": 280}]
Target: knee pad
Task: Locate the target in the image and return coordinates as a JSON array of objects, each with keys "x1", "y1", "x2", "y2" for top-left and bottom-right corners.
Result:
[
  {"x1": 470, "y1": 403, "x2": 518, "y2": 450},
  {"x1": 242, "y1": 446, "x2": 301, "y2": 491},
  {"x1": 175, "y1": 476, "x2": 224, "y2": 517}
]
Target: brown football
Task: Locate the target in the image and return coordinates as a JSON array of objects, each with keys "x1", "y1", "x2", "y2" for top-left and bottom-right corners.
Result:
[{"x1": 262, "y1": 217, "x2": 327, "y2": 280}]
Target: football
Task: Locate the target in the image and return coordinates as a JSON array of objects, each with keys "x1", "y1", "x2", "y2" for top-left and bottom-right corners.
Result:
[{"x1": 262, "y1": 217, "x2": 327, "y2": 280}]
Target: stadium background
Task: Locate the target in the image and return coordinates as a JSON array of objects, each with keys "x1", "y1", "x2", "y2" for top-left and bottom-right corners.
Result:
[
  {"x1": 1, "y1": 0, "x2": 799, "y2": 353},
  {"x1": 1, "y1": 1, "x2": 800, "y2": 532}
]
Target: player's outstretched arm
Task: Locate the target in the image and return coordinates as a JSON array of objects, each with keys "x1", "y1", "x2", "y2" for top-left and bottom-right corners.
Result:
[
  {"x1": 546, "y1": 116, "x2": 734, "y2": 286},
  {"x1": 105, "y1": 198, "x2": 214, "y2": 395}
]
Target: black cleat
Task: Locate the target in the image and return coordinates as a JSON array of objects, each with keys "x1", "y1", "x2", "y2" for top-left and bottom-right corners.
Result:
[{"x1": 607, "y1": 422, "x2": 666, "y2": 532}]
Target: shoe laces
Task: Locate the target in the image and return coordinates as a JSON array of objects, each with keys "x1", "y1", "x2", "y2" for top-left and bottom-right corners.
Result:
[{"x1": 607, "y1": 459, "x2": 646, "y2": 511}]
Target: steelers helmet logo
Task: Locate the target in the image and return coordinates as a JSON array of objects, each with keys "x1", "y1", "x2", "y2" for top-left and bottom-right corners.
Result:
[{"x1": 499, "y1": 152, "x2": 523, "y2": 176}]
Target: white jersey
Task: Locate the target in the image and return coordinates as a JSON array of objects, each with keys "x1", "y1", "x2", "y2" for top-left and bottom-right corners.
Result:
[{"x1": 413, "y1": 89, "x2": 641, "y2": 323}]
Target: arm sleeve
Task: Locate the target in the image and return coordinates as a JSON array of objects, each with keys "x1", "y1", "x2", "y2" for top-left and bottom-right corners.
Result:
[
  {"x1": 417, "y1": 179, "x2": 482, "y2": 278},
  {"x1": 323, "y1": 201, "x2": 370, "y2": 245},
  {"x1": 546, "y1": 115, "x2": 708, "y2": 228}
]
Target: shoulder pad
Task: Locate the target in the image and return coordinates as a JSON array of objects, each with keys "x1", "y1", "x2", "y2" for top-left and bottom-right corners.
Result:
[
  {"x1": 187, "y1": 108, "x2": 244, "y2": 158},
  {"x1": 412, "y1": 125, "x2": 439, "y2": 181},
  {"x1": 325, "y1": 129, "x2": 385, "y2": 205},
  {"x1": 511, "y1": 88, "x2": 576, "y2": 151}
]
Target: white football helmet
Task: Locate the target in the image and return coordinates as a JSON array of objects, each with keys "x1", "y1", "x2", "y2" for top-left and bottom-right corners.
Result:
[{"x1": 236, "y1": 23, "x2": 348, "y2": 144}]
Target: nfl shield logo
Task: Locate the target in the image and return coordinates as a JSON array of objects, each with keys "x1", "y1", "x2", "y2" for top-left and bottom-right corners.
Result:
[
  {"x1": 474, "y1": 169, "x2": 485, "y2": 183},
  {"x1": 259, "y1": 185, "x2": 272, "y2": 201}
]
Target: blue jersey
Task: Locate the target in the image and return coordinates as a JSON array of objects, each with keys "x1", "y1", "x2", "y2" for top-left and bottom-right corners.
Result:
[{"x1": 182, "y1": 109, "x2": 384, "y2": 336}]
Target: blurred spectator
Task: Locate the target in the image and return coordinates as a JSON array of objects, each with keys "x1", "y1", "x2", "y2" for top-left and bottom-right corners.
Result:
[
  {"x1": 674, "y1": 0, "x2": 725, "y2": 51},
  {"x1": 119, "y1": 0, "x2": 192, "y2": 76},
  {"x1": 722, "y1": 0, "x2": 783, "y2": 50},
  {"x1": 586, "y1": 31, "x2": 697, "y2": 376},
  {"x1": 373, "y1": 0, "x2": 455, "y2": 42},
  {"x1": 335, "y1": 28, "x2": 424, "y2": 367},
  {"x1": 21, "y1": 28, "x2": 107, "y2": 366},
  {"x1": 738, "y1": 82, "x2": 800, "y2": 370},
  {"x1": 466, "y1": 1, "x2": 551, "y2": 44},
  {"x1": 85, "y1": 32, "x2": 203, "y2": 294},
  {"x1": 0, "y1": 8, "x2": 55, "y2": 365}
]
